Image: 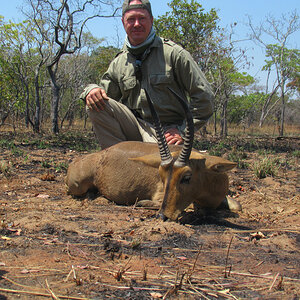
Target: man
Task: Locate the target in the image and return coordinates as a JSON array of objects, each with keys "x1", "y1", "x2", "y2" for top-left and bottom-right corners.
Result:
[{"x1": 80, "y1": 0, "x2": 214, "y2": 149}]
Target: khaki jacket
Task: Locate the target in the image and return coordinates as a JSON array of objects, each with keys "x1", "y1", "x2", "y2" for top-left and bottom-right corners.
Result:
[{"x1": 80, "y1": 36, "x2": 214, "y2": 132}]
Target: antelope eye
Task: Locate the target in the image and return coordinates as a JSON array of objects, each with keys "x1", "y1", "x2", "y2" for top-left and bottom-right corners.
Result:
[{"x1": 180, "y1": 174, "x2": 192, "y2": 185}]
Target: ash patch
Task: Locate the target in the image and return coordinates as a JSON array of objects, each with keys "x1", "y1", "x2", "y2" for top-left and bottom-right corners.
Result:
[
  {"x1": 146, "y1": 233, "x2": 200, "y2": 252},
  {"x1": 157, "y1": 233, "x2": 199, "y2": 249}
]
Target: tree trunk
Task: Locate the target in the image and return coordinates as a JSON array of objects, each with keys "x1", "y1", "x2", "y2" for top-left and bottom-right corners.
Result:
[
  {"x1": 60, "y1": 99, "x2": 77, "y2": 129},
  {"x1": 213, "y1": 109, "x2": 217, "y2": 136},
  {"x1": 220, "y1": 95, "x2": 228, "y2": 138},
  {"x1": 51, "y1": 84, "x2": 60, "y2": 134},
  {"x1": 21, "y1": 79, "x2": 31, "y2": 128},
  {"x1": 25, "y1": 91, "x2": 30, "y2": 128},
  {"x1": 279, "y1": 91, "x2": 285, "y2": 136},
  {"x1": 48, "y1": 65, "x2": 60, "y2": 134},
  {"x1": 33, "y1": 66, "x2": 41, "y2": 133},
  {"x1": 259, "y1": 85, "x2": 280, "y2": 127}
]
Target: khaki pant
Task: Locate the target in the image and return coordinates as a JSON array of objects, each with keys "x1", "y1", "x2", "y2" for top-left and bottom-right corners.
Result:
[{"x1": 87, "y1": 99, "x2": 158, "y2": 149}]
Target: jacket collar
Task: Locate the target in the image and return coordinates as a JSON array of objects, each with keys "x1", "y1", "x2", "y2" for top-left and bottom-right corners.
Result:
[{"x1": 122, "y1": 35, "x2": 161, "y2": 58}]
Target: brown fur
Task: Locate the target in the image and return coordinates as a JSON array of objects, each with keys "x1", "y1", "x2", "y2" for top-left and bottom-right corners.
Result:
[{"x1": 66, "y1": 141, "x2": 238, "y2": 220}]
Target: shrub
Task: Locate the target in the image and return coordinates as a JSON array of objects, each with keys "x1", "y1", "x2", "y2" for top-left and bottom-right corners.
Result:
[
  {"x1": 253, "y1": 157, "x2": 279, "y2": 179},
  {"x1": 209, "y1": 141, "x2": 231, "y2": 157},
  {"x1": 228, "y1": 149, "x2": 249, "y2": 169},
  {"x1": 0, "y1": 160, "x2": 12, "y2": 177},
  {"x1": 292, "y1": 150, "x2": 300, "y2": 158}
]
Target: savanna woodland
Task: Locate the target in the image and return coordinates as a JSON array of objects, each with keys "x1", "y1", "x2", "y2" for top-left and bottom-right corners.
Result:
[{"x1": 0, "y1": 0, "x2": 299, "y2": 299}]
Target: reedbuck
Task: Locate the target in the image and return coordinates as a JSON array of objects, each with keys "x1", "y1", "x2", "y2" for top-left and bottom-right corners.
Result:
[{"x1": 66, "y1": 88, "x2": 240, "y2": 221}]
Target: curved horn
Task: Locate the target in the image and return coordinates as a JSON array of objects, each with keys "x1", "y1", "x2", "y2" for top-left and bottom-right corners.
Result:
[
  {"x1": 167, "y1": 87, "x2": 194, "y2": 167},
  {"x1": 145, "y1": 90, "x2": 173, "y2": 166}
]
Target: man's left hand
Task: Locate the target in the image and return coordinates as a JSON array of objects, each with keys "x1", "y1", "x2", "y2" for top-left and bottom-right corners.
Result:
[{"x1": 164, "y1": 128, "x2": 183, "y2": 145}]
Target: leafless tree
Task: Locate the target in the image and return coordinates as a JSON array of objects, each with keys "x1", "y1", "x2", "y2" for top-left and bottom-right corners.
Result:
[
  {"x1": 24, "y1": 0, "x2": 120, "y2": 133},
  {"x1": 209, "y1": 24, "x2": 252, "y2": 137},
  {"x1": 248, "y1": 10, "x2": 299, "y2": 135}
]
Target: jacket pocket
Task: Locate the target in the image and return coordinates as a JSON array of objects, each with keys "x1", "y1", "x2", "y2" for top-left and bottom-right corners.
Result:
[
  {"x1": 121, "y1": 76, "x2": 137, "y2": 92},
  {"x1": 150, "y1": 72, "x2": 174, "y2": 86}
]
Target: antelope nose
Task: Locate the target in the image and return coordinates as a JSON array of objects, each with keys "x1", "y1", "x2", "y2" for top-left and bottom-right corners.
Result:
[{"x1": 157, "y1": 212, "x2": 168, "y2": 221}]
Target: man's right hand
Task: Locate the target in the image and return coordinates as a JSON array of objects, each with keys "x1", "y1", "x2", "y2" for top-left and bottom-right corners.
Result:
[
  {"x1": 164, "y1": 128, "x2": 183, "y2": 145},
  {"x1": 86, "y1": 88, "x2": 109, "y2": 112}
]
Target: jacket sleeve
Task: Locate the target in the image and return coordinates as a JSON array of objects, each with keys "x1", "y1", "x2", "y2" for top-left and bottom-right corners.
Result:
[
  {"x1": 98, "y1": 56, "x2": 123, "y2": 101},
  {"x1": 99, "y1": 71, "x2": 122, "y2": 101},
  {"x1": 79, "y1": 84, "x2": 101, "y2": 102},
  {"x1": 173, "y1": 48, "x2": 214, "y2": 131},
  {"x1": 79, "y1": 58, "x2": 122, "y2": 102}
]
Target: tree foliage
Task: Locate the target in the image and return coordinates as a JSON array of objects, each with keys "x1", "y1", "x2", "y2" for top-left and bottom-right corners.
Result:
[
  {"x1": 249, "y1": 10, "x2": 300, "y2": 135},
  {"x1": 228, "y1": 93, "x2": 265, "y2": 125},
  {"x1": 22, "y1": 0, "x2": 120, "y2": 133},
  {"x1": 154, "y1": 0, "x2": 254, "y2": 137},
  {"x1": 0, "y1": 18, "x2": 43, "y2": 127},
  {"x1": 88, "y1": 46, "x2": 119, "y2": 83},
  {"x1": 0, "y1": 10, "x2": 118, "y2": 132},
  {"x1": 0, "y1": 1, "x2": 299, "y2": 136},
  {"x1": 263, "y1": 45, "x2": 300, "y2": 91},
  {"x1": 154, "y1": 0, "x2": 218, "y2": 70},
  {"x1": 287, "y1": 73, "x2": 300, "y2": 94}
]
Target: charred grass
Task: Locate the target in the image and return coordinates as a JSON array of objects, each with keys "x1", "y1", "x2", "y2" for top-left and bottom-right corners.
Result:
[{"x1": 0, "y1": 129, "x2": 299, "y2": 299}]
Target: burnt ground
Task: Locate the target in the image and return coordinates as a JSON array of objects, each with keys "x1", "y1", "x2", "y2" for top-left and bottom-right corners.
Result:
[{"x1": 0, "y1": 131, "x2": 299, "y2": 299}]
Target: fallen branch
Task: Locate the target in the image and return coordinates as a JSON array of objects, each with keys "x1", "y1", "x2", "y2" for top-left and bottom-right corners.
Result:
[
  {"x1": 230, "y1": 271, "x2": 300, "y2": 282},
  {"x1": 45, "y1": 279, "x2": 60, "y2": 300},
  {"x1": 224, "y1": 236, "x2": 234, "y2": 278},
  {"x1": 187, "y1": 282, "x2": 210, "y2": 300},
  {"x1": 0, "y1": 287, "x2": 88, "y2": 300},
  {"x1": 269, "y1": 272, "x2": 281, "y2": 291},
  {"x1": 224, "y1": 228, "x2": 300, "y2": 234},
  {"x1": 3, "y1": 276, "x2": 42, "y2": 291},
  {"x1": 98, "y1": 283, "x2": 165, "y2": 291},
  {"x1": 163, "y1": 271, "x2": 185, "y2": 300}
]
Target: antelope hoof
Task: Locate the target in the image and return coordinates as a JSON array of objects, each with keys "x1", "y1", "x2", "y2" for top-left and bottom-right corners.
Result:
[
  {"x1": 136, "y1": 200, "x2": 159, "y2": 208},
  {"x1": 219, "y1": 197, "x2": 242, "y2": 212},
  {"x1": 157, "y1": 212, "x2": 168, "y2": 221}
]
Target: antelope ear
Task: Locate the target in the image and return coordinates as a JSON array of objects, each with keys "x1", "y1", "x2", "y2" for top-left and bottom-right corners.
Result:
[
  {"x1": 189, "y1": 151, "x2": 206, "y2": 160},
  {"x1": 205, "y1": 157, "x2": 237, "y2": 172},
  {"x1": 129, "y1": 153, "x2": 161, "y2": 168}
]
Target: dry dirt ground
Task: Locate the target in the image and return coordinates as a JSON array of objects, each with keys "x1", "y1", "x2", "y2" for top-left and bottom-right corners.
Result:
[{"x1": 0, "y1": 131, "x2": 299, "y2": 299}]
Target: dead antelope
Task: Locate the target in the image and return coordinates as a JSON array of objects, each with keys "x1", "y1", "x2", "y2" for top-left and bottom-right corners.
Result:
[{"x1": 66, "y1": 88, "x2": 240, "y2": 221}]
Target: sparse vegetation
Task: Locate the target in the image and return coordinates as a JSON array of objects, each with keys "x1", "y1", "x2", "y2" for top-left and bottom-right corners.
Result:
[
  {"x1": 0, "y1": 160, "x2": 12, "y2": 177},
  {"x1": 292, "y1": 150, "x2": 300, "y2": 158},
  {"x1": 0, "y1": 130, "x2": 100, "y2": 152},
  {"x1": 0, "y1": 129, "x2": 299, "y2": 299},
  {"x1": 227, "y1": 148, "x2": 249, "y2": 169},
  {"x1": 208, "y1": 140, "x2": 231, "y2": 157},
  {"x1": 41, "y1": 159, "x2": 53, "y2": 169},
  {"x1": 55, "y1": 162, "x2": 69, "y2": 172},
  {"x1": 253, "y1": 156, "x2": 279, "y2": 178}
]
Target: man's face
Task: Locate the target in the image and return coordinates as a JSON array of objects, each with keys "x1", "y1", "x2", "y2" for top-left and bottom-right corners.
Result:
[{"x1": 122, "y1": 8, "x2": 153, "y2": 46}]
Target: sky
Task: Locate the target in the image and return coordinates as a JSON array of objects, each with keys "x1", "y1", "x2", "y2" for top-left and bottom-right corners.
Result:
[{"x1": 1, "y1": 0, "x2": 299, "y2": 90}]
